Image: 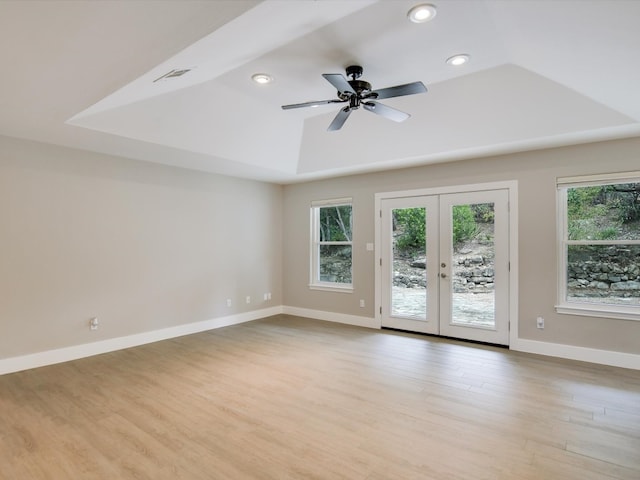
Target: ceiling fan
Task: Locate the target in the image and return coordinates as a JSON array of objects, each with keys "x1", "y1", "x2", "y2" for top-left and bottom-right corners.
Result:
[{"x1": 281, "y1": 65, "x2": 427, "y2": 131}]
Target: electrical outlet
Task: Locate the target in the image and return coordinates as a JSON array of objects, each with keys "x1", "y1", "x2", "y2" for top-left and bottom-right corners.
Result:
[
  {"x1": 359, "y1": 299, "x2": 365, "y2": 308},
  {"x1": 267, "y1": 292, "x2": 271, "y2": 300},
  {"x1": 90, "y1": 317, "x2": 99, "y2": 331},
  {"x1": 263, "y1": 293, "x2": 268, "y2": 301},
  {"x1": 226, "y1": 299, "x2": 232, "y2": 307},
  {"x1": 246, "y1": 296, "x2": 251, "y2": 304},
  {"x1": 536, "y1": 316, "x2": 544, "y2": 329}
]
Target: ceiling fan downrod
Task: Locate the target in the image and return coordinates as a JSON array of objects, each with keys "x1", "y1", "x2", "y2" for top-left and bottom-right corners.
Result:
[
  {"x1": 345, "y1": 65, "x2": 363, "y2": 80},
  {"x1": 344, "y1": 65, "x2": 372, "y2": 99}
]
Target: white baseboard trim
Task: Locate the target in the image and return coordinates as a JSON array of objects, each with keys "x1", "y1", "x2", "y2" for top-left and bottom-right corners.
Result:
[
  {"x1": 5, "y1": 306, "x2": 637, "y2": 374},
  {"x1": 0, "y1": 306, "x2": 283, "y2": 376},
  {"x1": 282, "y1": 306, "x2": 380, "y2": 329},
  {"x1": 282, "y1": 307, "x2": 639, "y2": 370},
  {"x1": 511, "y1": 338, "x2": 640, "y2": 370},
  {"x1": 281, "y1": 307, "x2": 639, "y2": 370}
]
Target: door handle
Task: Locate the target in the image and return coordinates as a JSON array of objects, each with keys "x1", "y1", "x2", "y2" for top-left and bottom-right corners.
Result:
[{"x1": 440, "y1": 273, "x2": 447, "y2": 278}]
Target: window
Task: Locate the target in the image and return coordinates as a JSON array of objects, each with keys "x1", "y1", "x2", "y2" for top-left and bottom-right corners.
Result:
[
  {"x1": 310, "y1": 198, "x2": 353, "y2": 291},
  {"x1": 557, "y1": 172, "x2": 640, "y2": 320}
]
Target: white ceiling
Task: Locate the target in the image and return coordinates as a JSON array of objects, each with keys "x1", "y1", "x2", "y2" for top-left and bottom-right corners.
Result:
[{"x1": 1, "y1": 0, "x2": 639, "y2": 184}]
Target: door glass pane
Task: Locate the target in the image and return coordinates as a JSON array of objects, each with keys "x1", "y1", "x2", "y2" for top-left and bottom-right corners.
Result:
[
  {"x1": 391, "y1": 208, "x2": 427, "y2": 319},
  {"x1": 450, "y1": 203, "x2": 495, "y2": 328}
]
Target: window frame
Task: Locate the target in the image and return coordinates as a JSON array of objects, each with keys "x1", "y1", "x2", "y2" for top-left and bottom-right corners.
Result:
[
  {"x1": 309, "y1": 198, "x2": 354, "y2": 293},
  {"x1": 556, "y1": 171, "x2": 640, "y2": 321}
]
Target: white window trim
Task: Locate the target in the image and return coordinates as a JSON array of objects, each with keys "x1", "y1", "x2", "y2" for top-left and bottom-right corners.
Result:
[
  {"x1": 309, "y1": 198, "x2": 354, "y2": 293},
  {"x1": 556, "y1": 172, "x2": 640, "y2": 321}
]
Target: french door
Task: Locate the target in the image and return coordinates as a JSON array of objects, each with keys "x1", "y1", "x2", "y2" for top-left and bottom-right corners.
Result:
[{"x1": 379, "y1": 189, "x2": 510, "y2": 345}]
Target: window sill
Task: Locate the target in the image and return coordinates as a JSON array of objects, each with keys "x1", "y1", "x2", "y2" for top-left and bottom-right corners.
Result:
[
  {"x1": 309, "y1": 283, "x2": 354, "y2": 294},
  {"x1": 555, "y1": 303, "x2": 640, "y2": 322}
]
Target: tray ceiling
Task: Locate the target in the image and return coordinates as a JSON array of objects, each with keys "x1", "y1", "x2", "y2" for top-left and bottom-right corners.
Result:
[{"x1": 1, "y1": 0, "x2": 639, "y2": 183}]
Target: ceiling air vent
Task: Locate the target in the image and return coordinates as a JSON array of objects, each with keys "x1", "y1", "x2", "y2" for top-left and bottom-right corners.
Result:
[{"x1": 153, "y1": 68, "x2": 192, "y2": 83}]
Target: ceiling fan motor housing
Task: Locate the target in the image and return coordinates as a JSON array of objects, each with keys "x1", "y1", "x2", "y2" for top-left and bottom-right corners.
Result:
[
  {"x1": 339, "y1": 79, "x2": 372, "y2": 104},
  {"x1": 349, "y1": 80, "x2": 372, "y2": 94}
]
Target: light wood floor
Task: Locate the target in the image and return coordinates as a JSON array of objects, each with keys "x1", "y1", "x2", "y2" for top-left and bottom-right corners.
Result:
[{"x1": 1, "y1": 315, "x2": 639, "y2": 479}]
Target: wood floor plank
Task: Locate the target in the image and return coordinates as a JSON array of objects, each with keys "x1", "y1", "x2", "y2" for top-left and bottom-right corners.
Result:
[
  {"x1": 525, "y1": 439, "x2": 640, "y2": 480},
  {"x1": 1, "y1": 314, "x2": 639, "y2": 479}
]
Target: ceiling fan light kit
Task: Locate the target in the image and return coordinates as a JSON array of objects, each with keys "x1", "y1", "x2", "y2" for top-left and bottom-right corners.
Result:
[{"x1": 281, "y1": 65, "x2": 427, "y2": 131}]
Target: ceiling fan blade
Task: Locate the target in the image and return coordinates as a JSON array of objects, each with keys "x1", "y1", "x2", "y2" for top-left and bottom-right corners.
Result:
[
  {"x1": 363, "y1": 101, "x2": 410, "y2": 122},
  {"x1": 327, "y1": 107, "x2": 352, "y2": 131},
  {"x1": 281, "y1": 99, "x2": 346, "y2": 110},
  {"x1": 322, "y1": 73, "x2": 356, "y2": 96},
  {"x1": 371, "y1": 81, "x2": 427, "y2": 100}
]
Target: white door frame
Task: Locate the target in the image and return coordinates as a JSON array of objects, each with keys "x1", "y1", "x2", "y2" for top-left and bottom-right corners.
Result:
[{"x1": 374, "y1": 180, "x2": 519, "y2": 347}]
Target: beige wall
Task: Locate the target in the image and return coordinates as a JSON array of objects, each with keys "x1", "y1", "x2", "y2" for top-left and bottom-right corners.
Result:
[
  {"x1": 282, "y1": 137, "x2": 640, "y2": 355},
  {"x1": 0, "y1": 136, "x2": 282, "y2": 358},
  {"x1": 3, "y1": 133, "x2": 639, "y2": 361}
]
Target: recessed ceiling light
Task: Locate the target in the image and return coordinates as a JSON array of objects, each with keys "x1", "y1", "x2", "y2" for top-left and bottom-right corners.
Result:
[
  {"x1": 251, "y1": 73, "x2": 273, "y2": 84},
  {"x1": 446, "y1": 54, "x2": 470, "y2": 66},
  {"x1": 407, "y1": 3, "x2": 437, "y2": 23}
]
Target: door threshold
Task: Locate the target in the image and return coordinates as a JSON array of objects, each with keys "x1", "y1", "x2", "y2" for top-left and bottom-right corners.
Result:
[{"x1": 381, "y1": 327, "x2": 509, "y2": 349}]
